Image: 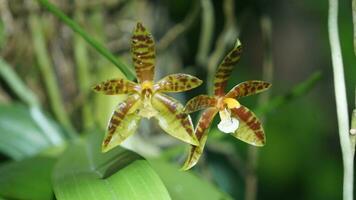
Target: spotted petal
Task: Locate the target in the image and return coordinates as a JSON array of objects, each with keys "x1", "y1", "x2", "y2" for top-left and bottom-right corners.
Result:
[
  {"x1": 184, "y1": 95, "x2": 217, "y2": 114},
  {"x1": 152, "y1": 93, "x2": 199, "y2": 146},
  {"x1": 102, "y1": 94, "x2": 142, "y2": 152},
  {"x1": 230, "y1": 105, "x2": 266, "y2": 146},
  {"x1": 226, "y1": 80, "x2": 271, "y2": 98},
  {"x1": 131, "y1": 22, "x2": 156, "y2": 83},
  {"x1": 154, "y1": 73, "x2": 202, "y2": 93},
  {"x1": 92, "y1": 79, "x2": 138, "y2": 95},
  {"x1": 214, "y1": 40, "x2": 242, "y2": 96},
  {"x1": 182, "y1": 107, "x2": 218, "y2": 170}
]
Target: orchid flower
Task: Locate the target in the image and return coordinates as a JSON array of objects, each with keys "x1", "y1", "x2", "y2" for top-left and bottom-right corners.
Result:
[
  {"x1": 182, "y1": 40, "x2": 271, "y2": 170},
  {"x1": 93, "y1": 22, "x2": 202, "y2": 152}
]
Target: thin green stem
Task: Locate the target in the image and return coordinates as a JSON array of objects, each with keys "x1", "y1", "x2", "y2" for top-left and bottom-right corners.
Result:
[
  {"x1": 37, "y1": 0, "x2": 135, "y2": 80},
  {"x1": 351, "y1": 88, "x2": 356, "y2": 156},
  {"x1": 328, "y1": 0, "x2": 354, "y2": 199},
  {"x1": 29, "y1": 8, "x2": 76, "y2": 138}
]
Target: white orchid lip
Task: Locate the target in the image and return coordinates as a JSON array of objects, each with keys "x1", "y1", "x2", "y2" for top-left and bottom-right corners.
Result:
[{"x1": 217, "y1": 109, "x2": 239, "y2": 134}]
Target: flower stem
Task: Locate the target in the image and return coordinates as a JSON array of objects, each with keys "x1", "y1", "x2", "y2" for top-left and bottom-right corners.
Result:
[{"x1": 328, "y1": 0, "x2": 354, "y2": 199}]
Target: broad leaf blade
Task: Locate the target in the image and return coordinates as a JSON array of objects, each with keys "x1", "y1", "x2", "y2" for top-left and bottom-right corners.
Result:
[
  {"x1": 0, "y1": 156, "x2": 56, "y2": 200},
  {"x1": 0, "y1": 104, "x2": 64, "y2": 160},
  {"x1": 53, "y1": 133, "x2": 171, "y2": 200},
  {"x1": 149, "y1": 159, "x2": 232, "y2": 200}
]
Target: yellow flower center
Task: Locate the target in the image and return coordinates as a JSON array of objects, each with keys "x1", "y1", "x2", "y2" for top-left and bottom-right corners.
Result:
[
  {"x1": 223, "y1": 98, "x2": 240, "y2": 109},
  {"x1": 141, "y1": 81, "x2": 153, "y2": 90}
]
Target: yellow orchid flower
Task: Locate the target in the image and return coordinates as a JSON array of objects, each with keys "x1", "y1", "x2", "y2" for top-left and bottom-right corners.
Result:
[
  {"x1": 93, "y1": 22, "x2": 202, "y2": 152},
  {"x1": 182, "y1": 40, "x2": 271, "y2": 170}
]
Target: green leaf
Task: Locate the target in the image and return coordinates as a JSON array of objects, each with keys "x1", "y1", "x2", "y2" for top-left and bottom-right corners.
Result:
[
  {"x1": 0, "y1": 58, "x2": 39, "y2": 106},
  {"x1": 149, "y1": 159, "x2": 233, "y2": 200},
  {"x1": 0, "y1": 156, "x2": 56, "y2": 200},
  {"x1": 36, "y1": 0, "x2": 135, "y2": 80},
  {"x1": 52, "y1": 133, "x2": 171, "y2": 200},
  {"x1": 0, "y1": 104, "x2": 64, "y2": 160}
]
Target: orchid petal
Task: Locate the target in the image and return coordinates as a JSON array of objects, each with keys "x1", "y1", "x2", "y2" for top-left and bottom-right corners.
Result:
[
  {"x1": 230, "y1": 105, "x2": 266, "y2": 146},
  {"x1": 92, "y1": 78, "x2": 138, "y2": 95},
  {"x1": 182, "y1": 108, "x2": 218, "y2": 170},
  {"x1": 184, "y1": 95, "x2": 216, "y2": 113},
  {"x1": 226, "y1": 80, "x2": 271, "y2": 98},
  {"x1": 131, "y1": 22, "x2": 156, "y2": 83},
  {"x1": 152, "y1": 93, "x2": 199, "y2": 146},
  {"x1": 102, "y1": 94, "x2": 142, "y2": 152},
  {"x1": 154, "y1": 73, "x2": 202, "y2": 93},
  {"x1": 213, "y1": 40, "x2": 242, "y2": 96}
]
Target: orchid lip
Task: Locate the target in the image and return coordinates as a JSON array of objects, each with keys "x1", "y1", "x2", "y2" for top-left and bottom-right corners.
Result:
[{"x1": 217, "y1": 109, "x2": 239, "y2": 133}]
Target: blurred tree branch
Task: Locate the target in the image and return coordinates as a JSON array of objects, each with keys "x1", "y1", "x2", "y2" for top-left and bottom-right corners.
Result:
[
  {"x1": 328, "y1": 0, "x2": 354, "y2": 200},
  {"x1": 206, "y1": 0, "x2": 238, "y2": 94},
  {"x1": 157, "y1": 1, "x2": 200, "y2": 51},
  {"x1": 196, "y1": 0, "x2": 214, "y2": 66}
]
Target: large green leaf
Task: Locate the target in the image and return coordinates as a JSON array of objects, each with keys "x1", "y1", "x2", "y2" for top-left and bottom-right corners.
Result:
[
  {"x1": 0, "y1": 104, "x2": 64, "y2": 160},
  {"x1": 149, "y1": 159, "x2": 232, "y2": 200},
  {"x1": 0, "y1": 156, "x2": 56, "y2": 200},
  {"x1": 52, "y1": 133, "x2": 171, "y2": 200}
]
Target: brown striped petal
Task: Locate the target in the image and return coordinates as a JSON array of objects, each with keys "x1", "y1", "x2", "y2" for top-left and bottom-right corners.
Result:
[
  {"x1": 181, "y1": 107, "x2": 218, "y2": 170},
  {"x1": 226, "y1": 80, "x2": 271, "y2": 99},
  {"x1": 102, "y1": 94, "x2": 142, "y2": 152},
  {"x1": 131, "y1": 22, "x2": 156, "y2": 83},
  {"x1": 230, "y1": 105, "x2": 266, "y2": 146},
  {"x1": 151, "y1": 93, "x2": 199, "y2": 146},
  {"x1": 213, "y1": 40, "x2": 242, "y2": 96},
  {"x1": 154, "y1": 73, "x2": 202, "y2": 93},
  {"x1": 184, "y1": 95, "x2": 217, "y2": 114},
  {"x1": 92, "y1": 78, "x2": 138, "y2": 95}
]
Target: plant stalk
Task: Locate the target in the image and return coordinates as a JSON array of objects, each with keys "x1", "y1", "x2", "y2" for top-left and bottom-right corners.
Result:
[
  {"x1": 74, "y1": 0, "x2": 94, "y2": 131},
  {"x1": 328, "y1": 0, "x2": 354, "y2": 199}
]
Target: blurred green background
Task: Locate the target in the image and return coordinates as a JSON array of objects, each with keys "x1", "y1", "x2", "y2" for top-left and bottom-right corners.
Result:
[{"x1": 0, "y1": 0, "x2": 355, "y2": 200}]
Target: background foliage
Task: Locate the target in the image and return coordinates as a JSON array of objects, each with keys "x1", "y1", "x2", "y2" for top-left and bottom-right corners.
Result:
[{"x1": 0, "y1": 0, "x2": 355, "y2": 200}]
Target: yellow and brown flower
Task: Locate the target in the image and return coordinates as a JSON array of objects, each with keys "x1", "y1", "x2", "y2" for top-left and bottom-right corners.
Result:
[
  {"x1": 182, "y1": 40, "x2": 271, "y2": 170},
  {"x1": 93, "y1": 22, "x2": 202, "y2": 153}
]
